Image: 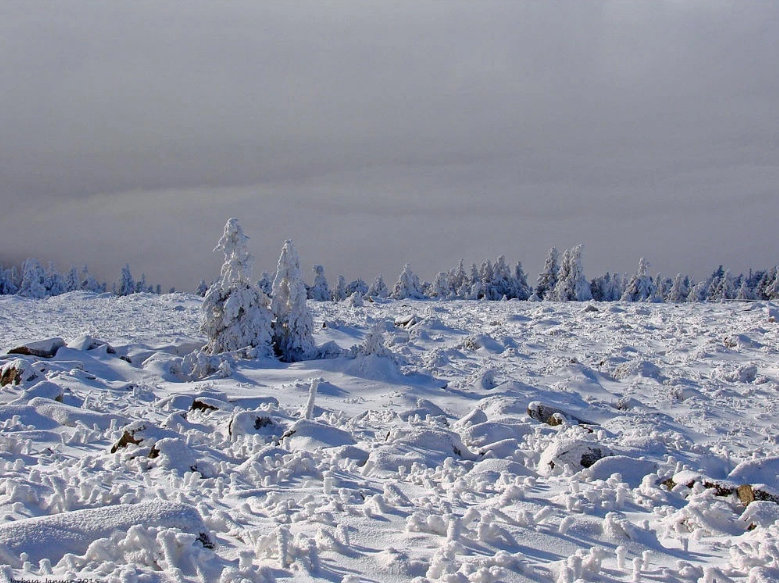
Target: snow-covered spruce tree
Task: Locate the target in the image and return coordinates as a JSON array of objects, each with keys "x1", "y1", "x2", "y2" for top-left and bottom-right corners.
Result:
[
  {"x1": 271, "y1": 240, "x2": 315, "y2": 362},
  {"x1": 367, "y1": 275, "x2": 389, "y2": 298},
  {"x1": 18, "y1": 259, "x2": 47, "y2": 299},
  {"x1": 0, "y1": 266, "x2": 19, "y2": 295},
  {"x1": 117, "y1": 264, "x2": 135, "y2": 296},
  {"x1": 490, "y1": 255, "x2": 513, "y2": 300},
  {"x1": 257, "y1": 270, "x2": 274, "y2": 296},
  {"x1": 736, "y1": 276, "x2": 755, "y2": 301},
  {"x1": 666, "y1": 274, "x2": 689, "y2": 303},
  {"x1": 513, "y1": 261, "x2": 531, "y2": 300},
  {"x1": 45, "y1": 262, "x2": 66, "y2": 296},
  {"x1": 621, "y1": 258, "x2": 655, "y2": 302},
  {"x1": 346, "y1": 278, "x2": 369, "y2": 298},
  {"x1": 551, "y1": 245, "x2": 592, "y2": 301},
  {"x1": 392, "y1": 263, "x2": 424, "y2": 300},
  {"x1": 201, "y1": 218, "x2": 273, "y2": 356},
  {"x1": 332, "y1": 275, "x2": 347, "y2": 302},
  {"x1": 431, "y1": 271, "x2": 451, "y2": 299},
  {"x1": 80, "y1": 265, "x2": 102, "y2": 293},
  {"x1": 195, "y1": 280, "x2": 209, "y2": 297},
  {"x1": 65, "y1": 267, "x2": 80, "y2": 293},
  {"x1": 535, "y1": 247, "x2": 559, "y2": 300},
  {"x1": 449, "y1": 259, "x2": 468, "y2": 298},
  {"x1": 764, "y1": 269, "x2": 779, "y2": 300},
  {"x1": 308, "y1": 265, "x2": 330, "y2": 301}
]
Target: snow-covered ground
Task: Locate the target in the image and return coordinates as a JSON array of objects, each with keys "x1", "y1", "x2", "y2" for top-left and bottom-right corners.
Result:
[{"x1": 1, "y1": 292, "x2": 778, "y2": 582}]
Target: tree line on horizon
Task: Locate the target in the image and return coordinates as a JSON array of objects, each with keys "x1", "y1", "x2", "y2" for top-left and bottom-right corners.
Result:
[{"x1": 1, "y1": 244, "x2": 778, "y2": 304}]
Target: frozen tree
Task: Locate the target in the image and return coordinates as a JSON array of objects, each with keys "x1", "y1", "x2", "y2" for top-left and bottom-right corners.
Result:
[
  {"x1": 513, "y1": 262, "x2": 531, "y2": 300},
  {"x1": 257, "y1": 271, "x2": 274, "y2": 296},
  {"x1": 332, "y1": 275, "x2": 347, "y2": 302},
  {"x1": 392, "y1": 264, "x2": 424, "y2": 300},
  {"x1": 367, "y1": 275, "x2": 389, "y2": 298},
  {"x1": 490, "y1": 256, "x2": 513, "y2": 299},
  {"x1": 308, "y1": 265, "x2": 330, "y2": 301},
  {"x1": 431, "y1": 271, "x2": 451, "y2": 299},
  {"x1": 764, "y1": 269, "x2": 779, "y2": 300},
  {"x1": 687, "y1": 280, "x2": 709, "y2": 303},
  {"x1": 535, "y1": 247, "x2": 559, "y2": 300},
  {"x1": 65, "y1": 267, "x2": 80, "y2": 292},
  {"x1": 271, "y1": 240, "x2": 315, "y2": 362},
  {"x1": 551, "y1": 245, "x2": 591, "y2": 301},
  {"x1": 18, "y1": 259, "x2": 47, "y2": 299},
  {"x1": 117, "y1": 264, "x2": 136, "y2": 296},
  {"x1": 195, "y1": 280, "x2": 209, "y2": 297},
  {"x1": 621, "y1": 258, "x2": 655, "y2": 302},
  {"x1": 449, "y1": 260, "x2": 468, "y2": 298},
  {"x1": 80, "y1": 265, "x2": 102, "y2": 293},
  {"x1": 666, "y1": 274, "x2": 689, "y2": 303},
  {"x1": 346, "y1": 278, "x2": 369, "y2": 298},
  {"x1": 201, "y1": 218, "x2": 273, "y2": 356},
  {"x1": 45, "y1": 262, "x2": 66, "y2": 296},
  {"x1": 736, "y1": 277, "x2": 755, "y2": 301},
  {"x1": 0, "y1": 266, "x2": 19, "y2": 295}
]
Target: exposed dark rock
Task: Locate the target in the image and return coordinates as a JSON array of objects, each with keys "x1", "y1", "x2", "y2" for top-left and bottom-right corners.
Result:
[
  {"x1": 111, "y1": 430, "x2": 142, "y2": 453},
  {"x1": 8, "y1": 338, "x2": 65, "y2": 358},
  {"x1": 527, "y1": 401, "x2": 596, "y2": 426}
]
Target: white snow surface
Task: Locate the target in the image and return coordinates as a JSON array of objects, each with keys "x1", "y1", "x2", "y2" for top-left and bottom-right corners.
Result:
[{"x1": 1, "y1": 292, "x2": 779, "y2": 582}]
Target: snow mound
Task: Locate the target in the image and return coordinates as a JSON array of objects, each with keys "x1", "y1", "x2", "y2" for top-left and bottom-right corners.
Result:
[
  {"x1": 281, "y1": 419, "x2": 355, "y2": 450},
  {"x1": 0, "y1": 500, "x2": 212, "y2": 566},
  {"x1": 579, "y1": 455, "x2": 659, "y2": 488},
  {"x1": 729, "y1": 456, "x2": 779, "y2": 490}
]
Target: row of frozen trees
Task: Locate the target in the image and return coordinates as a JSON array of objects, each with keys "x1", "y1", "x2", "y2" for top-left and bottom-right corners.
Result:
[
  {"x1": 299, "y1": 245, "x2": 779, "y2": 304},
  {"x1": 4, "y1": 243, "x2": 779, "y2": 304},
  {"x1": 0, "y1": 260, "x2": 166, "y2": 299}
]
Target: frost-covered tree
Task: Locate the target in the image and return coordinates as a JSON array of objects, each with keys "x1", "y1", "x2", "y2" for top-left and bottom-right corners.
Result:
[
  {"x1": 18, "y1": 259, "x2": 47, "y2": 299},
  {"x1": 65, "y1": 267, "x2": 80, "y2": 292},
  {"x1": 308, "y1": 265, "x2": 330, "y2": 301},
  {"x1": 195, "y1": 280, "x2": 209, "y2": 297},
  {"x1": 257, "y1": 271, "x2": 274, "y2": 296},
  {"x1": 736, "y1": 276, "x2": 755, "y2": 301},
  {"x1": 512, "y1": 262, "x2": 531, "y2": 300},
  {"x1": 271, "y1": 240, "x2": 315, "y2": 362},
  {"x1": 687, "y1": 280, "x2": 709, "y2": 303},
  {"x1": 449, "y1": 260, "x2": 468, "y2": 298},
  {"x1": 201, "y1": 218, "x2": 273, "y2": 356},
  {"x1": 345, "y1": 278, "x2": 369, "y2": 298},
  {"x1": 367, "y1": 275, "x2": 389, "y2": 298},
  {"x1": 45, "y1": 262, "x2": 66, "y2": 296},
  {"x1": 621, "y1": 258, "x2": 655, "y2": 302},
  {"x1": 0, "y1": 266, "x2": 19, "y2": 295},
  {"x1": 80, "y1": 265, "x2": 102, "y2": 293},
  {"x1": 489, "y1": 256, "x2": 513, "y2": 300},
  {"x1": 431, "y1": 271, "x2": 451, "y2": 299},
  {"x1": 331, "y1": 275, "x2": 347, "y2": 302},
  {"x1": 117, "y1": 264, "x2": 136, "y2": 296},
  {"x1": 392, "y1": 264, "x2": 424, "y2": 300},
  {"x1": 535, "y1": 247, "x2": 559, "y2": 300},
  {"x1": 551, "y1": 245, "x2": 592, "y2": 302},
  {"x1": 764, "y1": 269, "x2": 779, "y2": 300},
  {"x1": 666, "y1": 274, "x2": 689, "y2": 303}
]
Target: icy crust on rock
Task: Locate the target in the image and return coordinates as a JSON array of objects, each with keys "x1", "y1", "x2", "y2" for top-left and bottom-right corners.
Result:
[
  {"x1": 0, "y1": 296, "x2": 778, "y2": 581},
  {"x1": 0, "y1": 500, "x2": 212, "y2": 566}
]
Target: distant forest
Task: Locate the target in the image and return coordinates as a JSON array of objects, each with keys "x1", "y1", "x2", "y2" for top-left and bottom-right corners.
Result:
[{"x1": 1, "y1": 245, "x2": 777, "y2": 303}]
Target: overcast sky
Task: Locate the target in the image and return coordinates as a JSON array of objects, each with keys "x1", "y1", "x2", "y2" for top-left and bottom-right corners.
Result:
[{"x1": 1, "y1": 1, "x2": 777, "y2": 291}]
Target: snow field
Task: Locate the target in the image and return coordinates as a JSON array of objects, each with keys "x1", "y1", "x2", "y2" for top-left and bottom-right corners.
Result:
[{"x1": 0, "y1": 293, "x2": 778, "y2": 581}]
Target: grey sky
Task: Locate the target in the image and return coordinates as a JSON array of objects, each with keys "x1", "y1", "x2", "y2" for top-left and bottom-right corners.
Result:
[{"x1": 1, "y1": 1, "x2": 777, "y2": 291}]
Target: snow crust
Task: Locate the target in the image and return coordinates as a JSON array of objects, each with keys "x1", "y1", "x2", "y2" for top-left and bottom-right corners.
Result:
[{"x1": 1, "y1": 294, "x2": 779, "y2": 582}]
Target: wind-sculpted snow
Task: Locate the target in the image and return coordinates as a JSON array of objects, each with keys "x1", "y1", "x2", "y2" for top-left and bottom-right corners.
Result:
[{"x1": 0, "y1": 294, "x2": 779, "y2": 581}]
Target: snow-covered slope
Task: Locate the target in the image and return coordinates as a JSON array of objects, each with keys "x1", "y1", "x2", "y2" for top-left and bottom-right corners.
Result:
[{"x1": 1, "y1": 292, "x2": 778, "y2": 582}]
